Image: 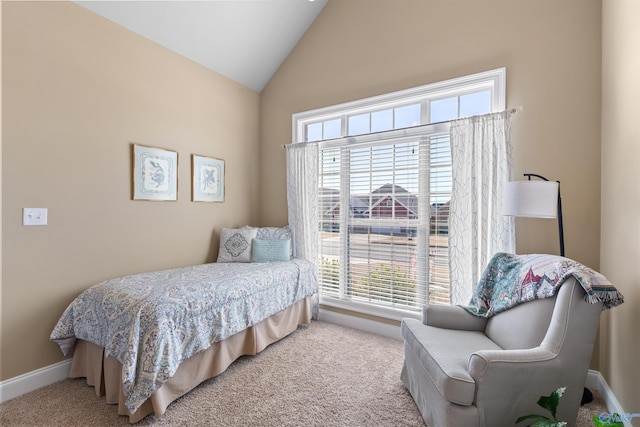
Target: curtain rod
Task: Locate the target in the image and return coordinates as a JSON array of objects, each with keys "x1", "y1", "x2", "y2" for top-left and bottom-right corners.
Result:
[{"x1": 281, "y1": 106, "x2": 522, "y2": 150}]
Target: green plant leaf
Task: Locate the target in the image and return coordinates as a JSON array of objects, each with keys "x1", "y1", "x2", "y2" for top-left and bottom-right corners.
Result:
[
  {"x1": 517, "y1": 387, "x2": 568, "y2": 425},
  {"x1": 537, "y1": 387, "x2": 566, "y2": 420}
]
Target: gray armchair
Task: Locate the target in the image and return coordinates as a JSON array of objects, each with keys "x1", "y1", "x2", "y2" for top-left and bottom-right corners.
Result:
[{"x1": 401, "y1": 278, "x2": 603, "y2": 427}]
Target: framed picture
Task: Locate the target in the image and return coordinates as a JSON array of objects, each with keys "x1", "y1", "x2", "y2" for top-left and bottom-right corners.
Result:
[
  {"x1": 131, "y1": 144, "x2": 178, "y2": 201},
  {"x1": 192, "y1": 154, "x2": 225, "y2": 202}
]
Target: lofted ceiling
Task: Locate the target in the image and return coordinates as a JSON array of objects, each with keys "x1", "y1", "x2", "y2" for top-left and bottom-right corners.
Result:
[{"x1": 74, "y1": 0, "x2": 328, "y2": 92}]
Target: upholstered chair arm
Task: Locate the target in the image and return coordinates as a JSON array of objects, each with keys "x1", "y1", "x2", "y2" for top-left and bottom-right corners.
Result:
[
  {"x1": 468, "y1": 347, "x2": 557, "y2": 377},
  {"x1": 422, "y1": 304, "x2": 488, "y2": 331},
  {"x1": 467, "y1": 347, "x2": 566, "y2": 421}
]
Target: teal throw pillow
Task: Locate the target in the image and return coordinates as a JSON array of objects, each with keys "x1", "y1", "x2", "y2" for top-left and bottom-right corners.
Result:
[{"x1": 251, "y1": 238, "x2": 292, "y2": 263}]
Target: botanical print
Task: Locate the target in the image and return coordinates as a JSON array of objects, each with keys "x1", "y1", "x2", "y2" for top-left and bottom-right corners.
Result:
[
  {"x1": 192, "y1": 154, "x2": 224, "y2": 202},
  {"x1": 132, "y1": 144, "x2": 178, "y2": 201},
  {"x1": 199, "y1": 163, "x2": 220, "y2": 195},
  {"x1": 142, "y1": 153, "x2": 172, "y2": 193}
]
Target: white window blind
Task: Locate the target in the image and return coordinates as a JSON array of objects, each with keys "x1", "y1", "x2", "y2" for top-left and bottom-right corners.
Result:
[{"x1": 318, "y1": 127, "x2": 452, "y2": 316}]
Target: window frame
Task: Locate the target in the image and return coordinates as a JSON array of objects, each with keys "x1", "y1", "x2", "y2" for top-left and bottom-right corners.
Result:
[
  {"x1": 292, "y1": 68, "x2": 506, "y2": 321},
  {"x1": 292, "y1": 68, "x2": 505, "y2": 143}
]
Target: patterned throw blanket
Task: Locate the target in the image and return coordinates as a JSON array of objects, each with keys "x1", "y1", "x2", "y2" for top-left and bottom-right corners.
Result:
[{"x1": 465, "y1": 252, "x2": 624, "y2": 318}]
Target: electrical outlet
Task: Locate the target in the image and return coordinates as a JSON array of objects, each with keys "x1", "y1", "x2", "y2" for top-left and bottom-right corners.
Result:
[{"x1": 23, "y1": 208, "x2": 48, "y2": 226}]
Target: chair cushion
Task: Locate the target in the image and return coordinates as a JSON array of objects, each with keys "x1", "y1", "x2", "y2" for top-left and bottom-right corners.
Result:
[
  {"x1": 485, "y1": 296, "x2": 556, "y2": 350},
  {"x1": 401, "y1": 318, "x2": 502, "y2": 406}
]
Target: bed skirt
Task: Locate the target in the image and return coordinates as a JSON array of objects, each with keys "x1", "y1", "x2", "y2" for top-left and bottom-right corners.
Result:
[{"x1": 68, "y1": 296, "x2": 312, "y2": 423}]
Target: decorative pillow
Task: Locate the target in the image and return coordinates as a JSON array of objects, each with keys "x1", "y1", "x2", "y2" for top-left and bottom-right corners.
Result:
[
  {"x1": 217, "y1": 227, "x2": 258, "y2": 263},
  {"x1": 251, "y1": 238, "x2": 292, "y2": 263},
  {"x1": 256, "y1": 225, "x2": 293, "y2": 256}
]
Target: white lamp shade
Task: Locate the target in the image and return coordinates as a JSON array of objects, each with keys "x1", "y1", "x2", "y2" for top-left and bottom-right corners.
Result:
[{"x1": 503, "y1": 180, "x2": 559, "y2": 218}]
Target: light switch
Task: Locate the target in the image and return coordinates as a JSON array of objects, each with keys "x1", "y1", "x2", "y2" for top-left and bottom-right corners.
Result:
[{"x1": 23, "y1": 208, "x2": 48, "y2": 226}]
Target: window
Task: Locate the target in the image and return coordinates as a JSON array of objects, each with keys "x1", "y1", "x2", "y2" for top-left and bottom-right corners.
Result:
[{"x1": 293, "y1": 69, "x2": 506, "y2": 320}]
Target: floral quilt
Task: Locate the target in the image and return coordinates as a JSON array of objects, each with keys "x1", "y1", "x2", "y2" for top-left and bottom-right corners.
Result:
[
  {"x1": 464, "y1": 252, "x2": 624, "y2": 318},
  {"x1": 50, "y1": 259, "x2": 317, "y2": 413}
]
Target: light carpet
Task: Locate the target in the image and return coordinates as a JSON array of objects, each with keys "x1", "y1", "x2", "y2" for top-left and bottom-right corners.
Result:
[{"x1": 0, "y1": 321, "x2": 606, "y2": 426}]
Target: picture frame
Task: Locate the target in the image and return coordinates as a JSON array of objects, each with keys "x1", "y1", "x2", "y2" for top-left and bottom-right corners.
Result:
[
  {"x1": 192, "y1": 154, "x2": 225, "y2": 202},
  {"x1": 131, "y1": 144, "x2": 178, "y2": 201}
]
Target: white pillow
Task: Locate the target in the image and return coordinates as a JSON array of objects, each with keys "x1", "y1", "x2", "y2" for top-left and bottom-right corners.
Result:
[{"x1": 217, "y1": 227, "x2": 258, "y2": 263}]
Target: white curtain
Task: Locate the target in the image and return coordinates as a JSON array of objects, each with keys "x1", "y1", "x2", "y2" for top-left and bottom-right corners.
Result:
[
  {"x1": 448, "y1": 110, "x2": 515, "y2": 305},
  {"x1": 285, "y1": 142, "x2": 319, "y2": 261},
  {"x1": 286, "y1": 142, "x2": 319, "y2": 317}
]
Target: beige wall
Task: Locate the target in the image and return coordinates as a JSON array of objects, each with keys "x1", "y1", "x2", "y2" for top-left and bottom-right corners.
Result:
[
  {"x1": 601, "y1": 0, "x2": 640, "y2": 417},
  {"x1": 260, "y1": 0, "x2": 602, "y2": 360},
  {"x1": 261, "y1": 0, "x2": 602, "y2": 266},
  {"x1": 1, "y1": 1, "x2": 260, "y2": 380}
]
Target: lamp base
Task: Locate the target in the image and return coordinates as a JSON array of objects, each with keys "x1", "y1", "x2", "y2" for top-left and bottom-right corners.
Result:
[{"x1": 581, "y1": 387, "x2": 593, "y2": 405}]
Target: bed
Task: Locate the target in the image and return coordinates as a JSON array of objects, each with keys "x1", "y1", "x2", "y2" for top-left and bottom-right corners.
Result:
[{"x1": 50, "y1": 254, "x2": 317, "y2": 423}]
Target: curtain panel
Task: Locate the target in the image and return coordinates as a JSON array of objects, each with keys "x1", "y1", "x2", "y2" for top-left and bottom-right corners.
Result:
[
  {"x1": 448, "y1": 110, "x2": 515, "y2": 305},
  {"x1": 286, "y1": 142, "x2": 320, "y2": 317},
  {"x1": 285, "y1": 142, "x2": 319, "y2": 261}
]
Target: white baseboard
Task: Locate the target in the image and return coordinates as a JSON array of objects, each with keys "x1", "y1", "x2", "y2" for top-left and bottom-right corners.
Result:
[
  {"x1": 586, "y1": 369, "x2": 632, "y2": 427},
  {"x1": 0, "y1": 359, "x2": 71, "y2": 403},
  {"x1": 318, "y1": 308, "x2": 402, "y2": 341}
]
